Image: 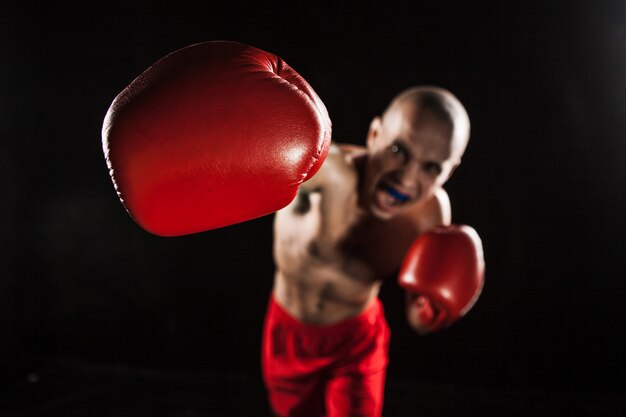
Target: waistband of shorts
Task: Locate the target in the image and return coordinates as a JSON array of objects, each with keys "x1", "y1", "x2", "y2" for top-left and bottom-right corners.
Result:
[{"x1": 267, "y1": 293, "x2": 384, "y2": 335}]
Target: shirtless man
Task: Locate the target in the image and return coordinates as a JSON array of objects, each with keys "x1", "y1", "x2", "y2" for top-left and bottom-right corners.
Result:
[
  {"x1": 102, "y1": 41, "x2": 483, "y2": 417},
  {"x1": 264, "y1": 86, "x2": 477, "y2": 417}
]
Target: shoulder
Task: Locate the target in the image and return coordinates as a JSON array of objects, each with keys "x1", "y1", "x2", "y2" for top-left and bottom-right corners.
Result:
[
  {"x1": 301, "y1": 143, "x2": 359, "y2": 191},
  {"x1": 406, "y1": 188, "x2": 452, "y2": 234},
  {"x1": 338, "y1": 143, "x2": 367, "y2": 156}
]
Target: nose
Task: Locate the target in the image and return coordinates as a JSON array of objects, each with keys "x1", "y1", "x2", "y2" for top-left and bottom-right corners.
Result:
[{"x1": 398, "y1": 160, "x2": 420, "y2": 189}]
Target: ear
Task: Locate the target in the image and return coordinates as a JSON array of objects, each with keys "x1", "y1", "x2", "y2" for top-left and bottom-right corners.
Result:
[{"x1": 366, "y1": 116, "x2": 382, "y2": 148}]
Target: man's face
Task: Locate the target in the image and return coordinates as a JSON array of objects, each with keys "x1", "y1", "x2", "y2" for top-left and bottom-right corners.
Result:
[{"x1": 362, "y1": 102, "x2": 461, "y2": 219}]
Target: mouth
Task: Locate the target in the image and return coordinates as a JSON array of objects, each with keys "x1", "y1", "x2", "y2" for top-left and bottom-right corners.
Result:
[{"x1": 373, "y1": 182, "x2": 412, "y2": 213}]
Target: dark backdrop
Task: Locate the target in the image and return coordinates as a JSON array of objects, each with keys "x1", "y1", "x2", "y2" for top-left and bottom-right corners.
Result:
[{"x1": 2, "y1": 0, "x2": 625, "y2": 413}]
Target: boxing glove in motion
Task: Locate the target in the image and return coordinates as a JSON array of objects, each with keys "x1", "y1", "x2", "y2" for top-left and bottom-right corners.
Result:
[
  {"x1": 398, "y1": 224, "x2": 485, "y2": 333},
  {"x1": 102, "y1": 41, "x2": 331, "y2": 236}
]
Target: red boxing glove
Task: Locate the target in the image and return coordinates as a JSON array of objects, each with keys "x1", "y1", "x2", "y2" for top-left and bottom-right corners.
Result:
[
  {"x1": 102, "y1": 41, "x2": 331, "y2": 236},
  {"x1": 398, "y1": 225, "x2": 485, "y2": 332}
]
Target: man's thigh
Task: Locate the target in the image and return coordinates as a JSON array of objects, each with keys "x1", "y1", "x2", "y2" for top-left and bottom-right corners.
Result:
[
  {"x1": 325, "y1": 369, "x2": 387, "y2": 417},
  {"x1": 264, "y1": 371, "x2": 326, "y2": 417}
]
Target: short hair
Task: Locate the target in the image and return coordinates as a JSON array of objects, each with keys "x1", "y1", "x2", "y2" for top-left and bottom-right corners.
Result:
[{"x1": 386, "y1": 86, "x2": 470, "y2": 156}]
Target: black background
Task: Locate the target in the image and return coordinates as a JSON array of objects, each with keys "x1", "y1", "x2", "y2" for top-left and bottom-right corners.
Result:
[{"x1": 3, "y1": 0, "x2": 626, "y2": 415}]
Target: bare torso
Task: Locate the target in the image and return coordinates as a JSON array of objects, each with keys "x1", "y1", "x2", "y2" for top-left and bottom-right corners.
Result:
[{"x1": 272, "y1": 145, "x2": 448, "y2": 324}]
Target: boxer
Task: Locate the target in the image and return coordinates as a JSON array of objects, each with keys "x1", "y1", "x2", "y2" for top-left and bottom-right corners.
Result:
[
  {"x1": 102, "y1": 41, "x2": 484, "y2": 417},
  {"x1": 266, "y1": 87, "x2": 483, "y2": 417}
]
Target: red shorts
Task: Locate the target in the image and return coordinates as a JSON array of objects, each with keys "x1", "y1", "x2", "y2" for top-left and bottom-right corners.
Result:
[{"x1": 262, "y1": 296, "x2": 391, "y2": 417}]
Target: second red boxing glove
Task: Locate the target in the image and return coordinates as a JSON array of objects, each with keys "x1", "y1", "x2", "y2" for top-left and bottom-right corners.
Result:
[
  {"x1": 102, "y1": 41, "x2": 331, "y2": 236},
  {"x1": 398, "y1": 224, "x2": 485, "y2": 332}
]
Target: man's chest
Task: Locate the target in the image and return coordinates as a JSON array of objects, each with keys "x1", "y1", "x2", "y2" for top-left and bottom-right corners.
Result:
[
  {"x1": 338, "y1": 215, "x2": 420, "y2": 281},
  {"x1": 275, "y1": 189, "x2": 420, "y2": 282}
]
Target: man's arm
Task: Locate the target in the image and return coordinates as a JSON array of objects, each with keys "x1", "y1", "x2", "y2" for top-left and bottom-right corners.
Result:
[
  {"x1": 410, "y1": 188, "x2": 452, "y2": 234},
  {"x1": 295, "y1": 144, "x2": 360, "y2": 245},
  {"x1": 403, "y1": 189, "x2": 451, "y2": 334}
]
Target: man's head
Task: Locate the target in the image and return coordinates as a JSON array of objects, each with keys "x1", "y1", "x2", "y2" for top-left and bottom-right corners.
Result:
[{"x1": 361, "y1": 86, "x2": 470, "y2": 219}]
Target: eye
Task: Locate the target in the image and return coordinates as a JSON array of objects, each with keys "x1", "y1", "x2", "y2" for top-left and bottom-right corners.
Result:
[
  {"x1": 422, "y1": 162, "x2": 443, "y2": 176},
  {"x1": 389, "y1": 142, "x2": 409, "y2": 162}
]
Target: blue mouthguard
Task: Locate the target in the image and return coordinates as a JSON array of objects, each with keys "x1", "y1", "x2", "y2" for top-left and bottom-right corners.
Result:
[{"x1": 383, "y1": 184, "x2": 409, "y2": 202}]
